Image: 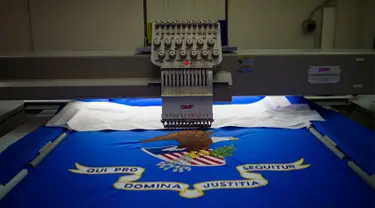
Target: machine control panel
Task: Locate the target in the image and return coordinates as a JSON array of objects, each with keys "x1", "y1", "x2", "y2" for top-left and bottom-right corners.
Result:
[{"x1": 151, "y1": 20, "x2": 223, "y2": 67}]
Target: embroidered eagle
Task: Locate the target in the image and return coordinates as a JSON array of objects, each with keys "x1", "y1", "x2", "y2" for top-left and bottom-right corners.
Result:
[{"x1": 141, "y1": 130, "x2": 238, "y2": 156}]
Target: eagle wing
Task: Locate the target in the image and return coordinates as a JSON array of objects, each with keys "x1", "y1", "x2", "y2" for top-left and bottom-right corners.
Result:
[
  {"x1": 174, "y1": 131, "x2": 213, "y2": 150},
  {"x1": 141, "y1": 131, "x2": 213, "y2": 150},
  {"x1": 141, "y1": 132, "x2": 180, "y2": 143}
]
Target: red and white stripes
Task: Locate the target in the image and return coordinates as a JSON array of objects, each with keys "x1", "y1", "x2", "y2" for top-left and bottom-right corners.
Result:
[{"x1": 159, "y1": 152, "x2": 225, "y2": 166}]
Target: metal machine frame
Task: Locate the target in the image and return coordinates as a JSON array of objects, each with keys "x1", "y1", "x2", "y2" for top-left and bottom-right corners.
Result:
[{"x1": 0, "y1": 49, "x2": 374, "y2": 100}]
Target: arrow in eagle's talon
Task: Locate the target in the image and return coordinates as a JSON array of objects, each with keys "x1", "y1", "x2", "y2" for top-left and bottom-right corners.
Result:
[
  {"x1": 157, "y1": 162, "x2": 166, "y2": 167},
  {"x1": 184, "y1": 166, "x2": 191, "y2": 170},
  {"x1": 158, "y1": 164, "x2": 166, "y2": 168}
]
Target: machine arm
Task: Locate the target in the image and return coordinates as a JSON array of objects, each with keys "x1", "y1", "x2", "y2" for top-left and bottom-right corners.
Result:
[{"x1": 0, "y1": 49, "x2": 374, "y2": 100}]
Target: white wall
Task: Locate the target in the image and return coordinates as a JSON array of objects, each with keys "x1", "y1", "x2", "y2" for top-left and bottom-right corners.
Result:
[
  {"x1": 148, "y1": 0, "x2": 225, "y2": 20},
  {"x1": 0, "y1": 0, "x2": 31, "y2": 52},
  {"x1": 334, "y1": 0, "x2": 363, "y2": 49},
  {"x1": 30, "y1": 0, "x2": 143, "y2": 51},
  {"x1": 31, "y1": 0, "x2": 224, "y2": 51},
  {"x1": 0, "y1": 0, "x2": 371, "y2": 52},
  {"x1": 229, "y1": 0, "x2": 327, "y2": 49}
]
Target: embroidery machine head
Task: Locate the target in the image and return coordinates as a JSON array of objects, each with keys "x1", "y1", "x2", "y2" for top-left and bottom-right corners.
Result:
[{"x1": 151, "y1": 20, "x2": 223, "y2": 129}]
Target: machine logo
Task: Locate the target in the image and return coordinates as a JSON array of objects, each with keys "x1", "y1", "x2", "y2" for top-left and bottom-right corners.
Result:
[
  {"x1": 181, "y1": 105, "x2": 194, "y2": 109},
  {"x1": 319, "y1": 67, "x2": 331, "y2": 72}
]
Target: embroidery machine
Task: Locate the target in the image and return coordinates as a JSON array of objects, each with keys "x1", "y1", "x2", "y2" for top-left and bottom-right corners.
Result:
[
  {"x1": 1, "y1": 17, "x2": 375, "y2": 208},
  {"x1": 1, "y1": 0, "x2": 375, "y2": 204},
  {"x1": 0, "y1": 20, "x2": 374, "y2": 129}
]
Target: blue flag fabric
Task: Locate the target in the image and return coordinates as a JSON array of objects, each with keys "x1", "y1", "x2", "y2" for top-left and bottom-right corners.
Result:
[
  {"x1": 1, "y1": 96, "x2": 375, "y2": 208},
  {"x1": 1, "y1": 127, "x2": 374, "y2": 208}
]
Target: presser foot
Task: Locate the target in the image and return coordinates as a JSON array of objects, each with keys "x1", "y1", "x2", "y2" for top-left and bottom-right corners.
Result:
[{"x1": 161, "y1": 119, "x2": 213, "y2": 129}]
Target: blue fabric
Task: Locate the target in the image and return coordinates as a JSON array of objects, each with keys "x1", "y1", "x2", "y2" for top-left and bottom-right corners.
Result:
[
  {"x1": 109, "y1": 96, "x2": 267, "y2": 106},
  {"x1": 83, "y1": 95, "x2": 375, "y2": 175},
  {"x1": 0, "y1": 127, "x2": 65, "y2": 184},
  {"x1": 247, "y1": 95, "x2": 375, "y2": 175},
  {"x1": 312, "y1": 111, "x2": 375, "y2": 174},
  {"x1": 293, "y1": 97, "x2": 375, "y2": 175},
  {"x1": 0, "y1": 96, "x2": 269, "y2": 187},
  {"x1": 78, "y1": 99, "x2": 110, "y2": 102},
  {"x1": 285, "y1": 96, "x2": 308, "y2": 104},
  {"x1": 1, "y1": 128, "x2": 374, "y2": 208},
  {"x1": 109, "y1": 96, "x2": 302, "y2": 106},
  {"x1": 15, "y1": 95, "x2": 375, "y2": 178}
]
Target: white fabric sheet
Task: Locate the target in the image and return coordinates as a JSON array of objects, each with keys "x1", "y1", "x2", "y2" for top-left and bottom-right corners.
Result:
[{"x1": 46, "y1": 96, "x2": 324, "y2": 131}]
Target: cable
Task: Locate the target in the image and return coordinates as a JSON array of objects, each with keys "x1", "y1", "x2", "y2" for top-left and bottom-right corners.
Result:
[
  {"x1": 308, "y1": 0, "x2": 331, "y2": 20},
  {"x1": 143, "y1": 0, "x2": 148, "y2": 47},
  {"x1": 225, "y1": 0, "x2": 228, "y2": 45},
  {"x1": 217, "y1": 0, "x2": 219, "y2": 20},
  {"x1": 185, "y1": 0, "x2": 189, "y2": 20},
  {"x1": 185, "y1": 0, "x2": 187, "y2": 20},
  {"x1": 26, "y1": 0, "x2": 34, "y2": 52},
  {"x1": 173, "y1": 0, "x2": 175, "y2": 19}
]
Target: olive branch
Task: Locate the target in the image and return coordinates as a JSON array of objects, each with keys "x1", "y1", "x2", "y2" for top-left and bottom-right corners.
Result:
[{"x1": 210, "y1": 145, "x2": 235, "y2": 158}]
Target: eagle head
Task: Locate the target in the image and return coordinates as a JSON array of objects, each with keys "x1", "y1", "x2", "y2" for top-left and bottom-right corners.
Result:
[{"x1": 210, "y1": 136, "x2": 239, "y2": 143}]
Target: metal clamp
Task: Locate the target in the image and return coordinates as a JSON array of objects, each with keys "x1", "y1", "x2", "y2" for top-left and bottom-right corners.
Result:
[
  {"x1": 348, "y1": 161, "x2": 375, "y2": 190},
  {"x1": 0, "y1": 169, "x2": 28, "y2": 201},
  {"x1": 30, "y1": 132, "x2": 67, "y2": 168},
  {"x1": 307, "y1": 126, "x2": 345, "y2": 159}
]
